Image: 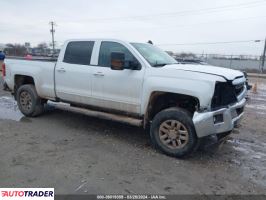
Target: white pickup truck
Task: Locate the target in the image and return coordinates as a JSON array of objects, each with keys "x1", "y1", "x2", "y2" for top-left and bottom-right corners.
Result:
[{"x1": 2, "y1": 39, "x2": 247, "y2": 157}]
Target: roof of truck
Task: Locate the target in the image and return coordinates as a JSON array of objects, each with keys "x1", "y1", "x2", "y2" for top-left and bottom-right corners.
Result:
[{"x1": 65, "y1": 38, "x2": 131, "y2": 43}]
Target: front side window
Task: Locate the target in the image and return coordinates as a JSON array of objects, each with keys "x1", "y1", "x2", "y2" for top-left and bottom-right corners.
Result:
[
  {"x1": 63, "y1": 41, "x2": 94, "y2": 65},
  {"x1": 98, "y1": 41, "x2": 139, "y2": 69},
  {"x1": 131, "y1": 43, "x2": 177, "y2": 67}
]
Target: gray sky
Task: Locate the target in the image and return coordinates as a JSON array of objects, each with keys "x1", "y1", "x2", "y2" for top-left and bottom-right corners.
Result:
[{"x1": 1, "y1": 0, "x2": 266, "y2": 55}]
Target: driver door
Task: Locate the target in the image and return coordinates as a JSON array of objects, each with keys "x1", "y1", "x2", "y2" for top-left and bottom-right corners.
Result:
[{"x1": 91, "y1": 41, "x2": 145, "y2": 114}]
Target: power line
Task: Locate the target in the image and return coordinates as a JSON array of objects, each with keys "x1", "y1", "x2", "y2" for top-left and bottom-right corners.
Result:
[
  {"x1": 157, "y1": 40, "x2": 264, "y2": 46},
  {"x1": 76, "y1": 0, "x2": 266, "y2": 22},
  {"x1": 67, "y1": 15, "x2": 266, "y2": 35},
  {"x1": 148, "y1": 15, "x2": 266, "y2": 32}
]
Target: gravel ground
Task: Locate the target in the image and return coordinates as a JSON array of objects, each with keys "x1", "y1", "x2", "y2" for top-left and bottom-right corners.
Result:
[{"x1": 0, "y1": 76, "x2": 265, "y2": 195}]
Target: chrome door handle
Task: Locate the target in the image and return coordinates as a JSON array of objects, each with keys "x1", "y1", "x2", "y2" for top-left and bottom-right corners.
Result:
[
  {"x1": 93, "y1": 72, "x2": 104, "y2": 77},
  {"x1": 57, "y1": 68, "x2": 66, "y2": 73}
]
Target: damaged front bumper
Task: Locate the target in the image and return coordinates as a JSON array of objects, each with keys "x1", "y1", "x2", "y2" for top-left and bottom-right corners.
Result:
[{"x1": 193, "y1": 98, "x2": 246, "y2": 138}]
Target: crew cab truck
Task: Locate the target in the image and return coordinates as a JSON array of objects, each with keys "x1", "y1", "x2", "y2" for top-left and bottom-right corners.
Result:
[{"x1": 2, "y1": 39, "x2": 247, "y2": 157}]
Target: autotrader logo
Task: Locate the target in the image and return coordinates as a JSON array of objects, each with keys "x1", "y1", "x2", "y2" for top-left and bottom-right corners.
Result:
[{"x1": 0, "y1": 188, "x2": 54, "y2": 200}]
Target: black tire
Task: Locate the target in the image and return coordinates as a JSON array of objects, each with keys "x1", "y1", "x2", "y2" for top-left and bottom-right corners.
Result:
[
  {"x1": 150, "y1": 107, "x2": 197, "y2": 158},
  {"x1": 16, "y1": 84, "x2": 44, "y2": 117}
]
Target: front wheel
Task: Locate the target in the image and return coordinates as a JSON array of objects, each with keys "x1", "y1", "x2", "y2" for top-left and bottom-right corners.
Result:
[
  {"x1": 16, "y1": 84, "x2": 44, "y2": 117},
  {"x1": 150, "y1": 107, "x2": 197, "y2": 158}
]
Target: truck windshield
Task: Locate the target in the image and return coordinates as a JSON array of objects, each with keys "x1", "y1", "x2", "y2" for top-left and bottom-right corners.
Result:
[{"x1": 131, "y1": 43, "x2": 177, "y2": 67}]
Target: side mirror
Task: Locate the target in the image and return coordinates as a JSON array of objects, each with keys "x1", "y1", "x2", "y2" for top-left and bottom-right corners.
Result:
[{"x1": 111, "y1": 52, "x2": 125, "y2": 70}]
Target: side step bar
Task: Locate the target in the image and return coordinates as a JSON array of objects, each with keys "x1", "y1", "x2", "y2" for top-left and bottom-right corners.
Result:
[{"x1": 48, "y1": 101, "x2": 143, "y2": 127}]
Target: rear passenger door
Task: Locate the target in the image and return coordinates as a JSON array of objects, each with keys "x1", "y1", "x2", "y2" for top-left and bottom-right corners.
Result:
[{"x1": 55, "y1": 41, "x2": 95, "y2": 104}]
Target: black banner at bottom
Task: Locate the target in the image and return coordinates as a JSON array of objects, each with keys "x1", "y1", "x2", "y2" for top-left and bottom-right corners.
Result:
[{"x1": 55, "y1": 194, "x2": 266, "y2": 200}]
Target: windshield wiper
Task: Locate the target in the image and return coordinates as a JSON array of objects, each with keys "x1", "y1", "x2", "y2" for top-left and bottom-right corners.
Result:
[
  {"x1": 153, "y1": 63, "x2": 177, "y2": 67},
  {"x1": 153, "y1": 63, "x2": 167, "y2": 67}
]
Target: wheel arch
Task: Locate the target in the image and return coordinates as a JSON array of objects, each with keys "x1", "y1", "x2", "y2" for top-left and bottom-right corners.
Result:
[
  {"x1": 144, "y1": 91, "x2": 200, "y2": 128},
  {"x1": 14, "y1": 74, "x2": 35, "y2": 99}
]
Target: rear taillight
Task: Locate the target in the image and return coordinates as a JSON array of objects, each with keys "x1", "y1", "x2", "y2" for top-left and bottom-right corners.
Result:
[{"x1": 2, "y1": 63, "x2": 6, "y2": 77}]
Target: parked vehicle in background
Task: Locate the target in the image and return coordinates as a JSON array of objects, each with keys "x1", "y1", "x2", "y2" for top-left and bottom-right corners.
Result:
[
  {"x1": 0, "y1": 48, "x2": 5, "y2": 73},
  {"x1": 0, "y1": 48, "x2": 5, "y2": 61},
  {"x1": 2, "y1": 39, "x2": 248, "y2": 157}
]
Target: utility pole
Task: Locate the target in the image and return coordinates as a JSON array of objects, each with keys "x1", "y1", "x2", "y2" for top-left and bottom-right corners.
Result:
[
  {"x1": 49, "y1": 21, "x2": 56, "y2": 57},
  {"x1": 261, "y1": 37, "x2": 266, "y2": 73}
]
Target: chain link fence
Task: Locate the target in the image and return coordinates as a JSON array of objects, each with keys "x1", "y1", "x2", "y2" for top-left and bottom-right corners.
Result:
[
  {"x1": 201, "y1": 54, "x2": 263, "y2": 73},
  {"x1": 172, "y1": 53, "x2": 264, "y2": 73}
]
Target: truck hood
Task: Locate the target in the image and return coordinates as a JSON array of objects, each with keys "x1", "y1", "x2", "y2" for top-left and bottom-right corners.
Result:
[{"x1": 164, "y1": 64, "x2": 244, "y2": 81}]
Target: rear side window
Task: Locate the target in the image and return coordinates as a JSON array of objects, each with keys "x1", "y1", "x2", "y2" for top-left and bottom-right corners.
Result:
[{"x1": 63, "y1": 41, "x2": 94, "y2": 65}]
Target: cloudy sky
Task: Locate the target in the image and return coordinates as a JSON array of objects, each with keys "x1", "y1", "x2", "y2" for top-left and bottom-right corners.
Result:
[{"x1": 0, "y1": 0, "x2": 266, "y2": 55}]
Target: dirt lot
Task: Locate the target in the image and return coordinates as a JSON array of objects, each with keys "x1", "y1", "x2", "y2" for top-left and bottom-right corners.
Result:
[{"x1": 0, "y1": 76, "x2": 265, "y2": 195}]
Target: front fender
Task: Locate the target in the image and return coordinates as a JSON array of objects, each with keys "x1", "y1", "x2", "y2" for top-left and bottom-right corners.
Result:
[{"x1": 141, "y1": 75, "x2": 220, "y2": 115}]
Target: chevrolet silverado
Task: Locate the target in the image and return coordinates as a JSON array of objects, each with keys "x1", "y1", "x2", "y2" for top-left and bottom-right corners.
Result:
[{"x1": 2, "y1": 39, "x2": 247, "y2": 157}]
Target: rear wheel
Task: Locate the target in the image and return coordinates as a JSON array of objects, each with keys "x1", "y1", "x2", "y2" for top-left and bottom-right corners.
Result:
[
  {"x1": 16, "y1": 84, "x2": 44, "y2": 117},
  {"x1": 150, "y1": 107, "x2": 197, "y2": 158}
]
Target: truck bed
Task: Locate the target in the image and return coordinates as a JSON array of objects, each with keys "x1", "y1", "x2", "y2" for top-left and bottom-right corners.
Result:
[{"x1": 4, "y1": 58, "x2": 57, "y2": 99}]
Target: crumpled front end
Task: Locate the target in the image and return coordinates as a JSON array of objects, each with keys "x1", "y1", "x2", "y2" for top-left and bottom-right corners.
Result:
[{"x1": 192, "y1": 76, "x2": 247, "y2": 138}]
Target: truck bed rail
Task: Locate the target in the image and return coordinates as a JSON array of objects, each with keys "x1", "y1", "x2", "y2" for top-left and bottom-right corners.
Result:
[{"x1": 6, "y1": 56, "x2": 57, "y2": 62}]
